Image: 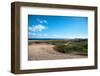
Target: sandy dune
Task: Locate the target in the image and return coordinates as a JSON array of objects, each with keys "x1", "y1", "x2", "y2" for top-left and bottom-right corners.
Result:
[{"x1": 28, "y1": 43, "x2": 87, "y2": 60}]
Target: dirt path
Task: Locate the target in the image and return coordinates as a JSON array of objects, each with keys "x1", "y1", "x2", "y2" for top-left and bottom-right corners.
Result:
[{"x1": 28, "y1": 43, "x2": 87, "y2": 60}]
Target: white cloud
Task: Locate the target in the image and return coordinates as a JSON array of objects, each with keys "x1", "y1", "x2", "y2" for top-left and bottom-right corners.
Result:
[
  {"x1": 43, "y1": 34, "x2": 48, "y2": 36},
  {"x1": 36, "y1": 18, "x2": 48, "y2": 24},
  {"x1": 28, "y1": 27, "x2": 33, "y2": 31},
  {"x1": 29, "y1": 24, "x2": 47, "y2": 32},
  {"x1": 43, "y1": 20, "x2": 48, "y2": 24},
  {"x1": 39, "y1": 21, "x2": 43, "y2": 23},
  {"x1": 28, "y1": 32, "x2": 36, "y2": 35},
  {"x1": 52, "y1": 35, "x2": 58, "y2": 37},
  {"x1": 28, "y1": 33, "x2": 49, "y2": 38}
]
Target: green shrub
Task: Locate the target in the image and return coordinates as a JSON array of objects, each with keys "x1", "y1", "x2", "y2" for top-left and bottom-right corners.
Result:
[
  {"x1": 54, "y1": 43, "x2": 87, "y2": 55},
  {"x1": 54, "y1": 45, "x2": 72, "y2": 53}
]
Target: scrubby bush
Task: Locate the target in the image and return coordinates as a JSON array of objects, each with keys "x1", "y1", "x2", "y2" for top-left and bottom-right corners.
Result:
[
  {"x1": 54, "y1": 45, "x2": 73, "y2": 53},
  {"x1": 54, "y1": 42, "x2": 87, "y2": 55}
]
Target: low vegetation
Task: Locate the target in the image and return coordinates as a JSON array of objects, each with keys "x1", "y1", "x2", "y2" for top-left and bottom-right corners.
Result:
[
  {"x1": 53, "y1": 39, "x2": 87, "y2": 55},
  {"x1": 29, "y1": 39, "x2": 88, "y2": 56},
  {"x1": 54, "y1": 43, "x2": 87, "y2": 55}
]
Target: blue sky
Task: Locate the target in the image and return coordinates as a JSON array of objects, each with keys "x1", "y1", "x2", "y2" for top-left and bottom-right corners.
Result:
[{"x1": 28, "y1": 15, "x2": 88, "y2": 39}]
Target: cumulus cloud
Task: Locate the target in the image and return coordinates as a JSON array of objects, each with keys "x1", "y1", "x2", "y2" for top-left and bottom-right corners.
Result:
[{"x1": 29, "y1": 24, "x2": 47, "y2": 32}]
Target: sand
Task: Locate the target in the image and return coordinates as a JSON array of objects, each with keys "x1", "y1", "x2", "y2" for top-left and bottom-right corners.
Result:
[{"x1": 28, "y1": 43, "x2": 87, "y2": 60}]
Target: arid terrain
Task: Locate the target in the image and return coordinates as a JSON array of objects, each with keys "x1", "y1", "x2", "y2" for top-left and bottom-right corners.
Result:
[{"x1": 28, "y1": 42, "x2": 87, "y2": 60}]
